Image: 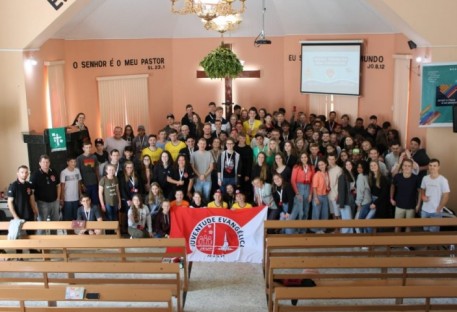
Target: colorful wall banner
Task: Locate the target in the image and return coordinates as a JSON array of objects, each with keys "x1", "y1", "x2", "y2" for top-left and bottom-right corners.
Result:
[
  {"x1": 170, "y1": 206, "x2": 268, "y2": 263},
  {"x1": 420, "y1": 62, "x2": 457, "y2": 127}
]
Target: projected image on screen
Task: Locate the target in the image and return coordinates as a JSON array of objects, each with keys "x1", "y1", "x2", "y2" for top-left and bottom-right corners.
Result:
[{"x1": 301, "y1": 41, "x2": 362, "y2": 96}]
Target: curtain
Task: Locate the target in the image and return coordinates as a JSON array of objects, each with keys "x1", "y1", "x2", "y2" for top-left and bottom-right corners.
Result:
[
  {"x1": 44, "y1": 60, "x2": 67, "y2": 128},
  {"x1": 96, "y1": 74, "x2": 149, "y2": 138}
]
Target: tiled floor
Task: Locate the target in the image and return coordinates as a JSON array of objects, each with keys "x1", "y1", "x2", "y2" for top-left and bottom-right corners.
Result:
[{"x1": 184, "y1": 262, "x2": 267, "y2": 312}]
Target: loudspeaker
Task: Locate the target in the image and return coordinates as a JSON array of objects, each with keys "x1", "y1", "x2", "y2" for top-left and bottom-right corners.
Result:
[
  {"x1": 408, "y1": 40, "x2": 417, "y2": 50},
  {"x1": 453, "y1": 105, "x2": 457, "y2": 133}
]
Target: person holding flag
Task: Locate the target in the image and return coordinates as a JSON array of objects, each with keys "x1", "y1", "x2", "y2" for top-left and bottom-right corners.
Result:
[{"x1": 207, "y1": 189, "x2": 228, "y2": 208}]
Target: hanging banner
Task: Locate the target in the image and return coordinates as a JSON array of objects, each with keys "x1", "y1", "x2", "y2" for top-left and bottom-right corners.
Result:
[
  {"x1": 420, "y1": 62, "x2": 457, "y2": 127},
  {"x1": 48, "y1": 127, "x2": 67, "y2": 152},
  {"x1": 170, "y1": 206, "x2": 268, "y2": 263}
]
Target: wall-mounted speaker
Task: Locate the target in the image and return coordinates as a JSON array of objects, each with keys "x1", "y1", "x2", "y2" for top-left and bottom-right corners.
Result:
[{"x1": 408, "y1": 40, "x2": 417, "y2": 50}]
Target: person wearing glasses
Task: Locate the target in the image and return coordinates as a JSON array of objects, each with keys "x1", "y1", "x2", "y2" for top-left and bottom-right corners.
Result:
[{"x1": 217, "y1": 138, "x2": 241, "y2": 195}]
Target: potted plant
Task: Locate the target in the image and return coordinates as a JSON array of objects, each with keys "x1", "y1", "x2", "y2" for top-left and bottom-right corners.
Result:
[{"x1": 200, "y1": 44, "x2": 244, "y2": 79}]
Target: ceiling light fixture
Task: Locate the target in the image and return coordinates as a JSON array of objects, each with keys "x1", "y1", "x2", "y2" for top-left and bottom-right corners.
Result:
[
  {"x1": 254, "y1": 0, "x2": 271, "y2": 46},
  {"x1": 24, "y1": 58, "x2": 38, "y2": 67},
  {"x1": 202, "y1": 13, "x2": 242, "y2": 33},
  {"x1": 171, "y1": 0, "x2": 246, "y2": 26}
]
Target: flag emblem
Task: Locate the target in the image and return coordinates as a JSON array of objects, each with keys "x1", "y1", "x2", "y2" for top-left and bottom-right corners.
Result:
[
  {"x1": 189, "y1": 217, "x2": 245, "y2": 256},
  {"x1": 171, "y1": 206, "x2": 268, "y2": 263}
]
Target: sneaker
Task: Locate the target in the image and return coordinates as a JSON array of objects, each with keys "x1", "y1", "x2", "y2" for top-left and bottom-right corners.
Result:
[{"x1": 360, "y1": 247, "x2": 369, "y2": 251}]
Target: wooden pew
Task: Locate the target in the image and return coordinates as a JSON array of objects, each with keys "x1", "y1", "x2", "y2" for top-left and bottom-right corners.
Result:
[
  {"x1": 262, "y1": 218, "x2": 457, "y2": 275},
  {"x1": 0, "y1": 261, "x2": 179, "y2": 312},
  {"x1": 264, "y1": 218, "x2": 457, "y2": 237},
  {"x1": 0, "y1": 237, "x2": 189, "y2": 310},
  {"x1": 273, "y1": 285, "x2": 457, "y2": 312},
  {"x1": 0, "y1": 285, "x2": 173, "y2": 311},
  {"x1": 267, "y1": 256, "x2": 457, "y2": 311},
  {"x1": 264, "y1": 234, "x2": 457, "y2": 285},
  {"x1": 0, "y1": 221, "x2": 121, "y2": 238}
]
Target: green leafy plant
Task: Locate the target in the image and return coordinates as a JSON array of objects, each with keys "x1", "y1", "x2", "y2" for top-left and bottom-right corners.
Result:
[{"x1": 200, "y1": 45, "x2": 244, "y2": 79}]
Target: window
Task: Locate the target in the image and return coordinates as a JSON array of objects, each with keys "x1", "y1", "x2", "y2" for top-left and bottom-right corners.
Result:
[{"x1": 97, "y1": 74, "x2": 149, "y2": 138}]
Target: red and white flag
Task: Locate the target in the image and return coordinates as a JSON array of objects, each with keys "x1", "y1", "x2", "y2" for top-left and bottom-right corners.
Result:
[{"x1": 170, "y1": 206, "x2": 268, "y2": 263}]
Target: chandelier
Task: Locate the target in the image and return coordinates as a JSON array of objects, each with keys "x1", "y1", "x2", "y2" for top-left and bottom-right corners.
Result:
[
  {"x1": 171, "y1": 0, "x2": 246, "y2": 32},
  {"x1": 203, "y1": 13, "x2": 242, "y2": 33}
]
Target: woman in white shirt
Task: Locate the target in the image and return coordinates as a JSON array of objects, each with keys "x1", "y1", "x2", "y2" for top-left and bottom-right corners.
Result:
[{"x1": 128, "y1": 193, "x2": 152, "y2": 238}]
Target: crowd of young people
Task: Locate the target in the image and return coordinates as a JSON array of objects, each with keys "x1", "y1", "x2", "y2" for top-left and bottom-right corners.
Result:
[{"x1": 7, "y1": 103, "x2": 451, "y2": 238}]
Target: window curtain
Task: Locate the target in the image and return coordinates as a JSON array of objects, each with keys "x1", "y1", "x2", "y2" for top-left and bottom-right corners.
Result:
[
  {"x1": 96, "y1": 74, "x2": 150, "y2": 138},
  {"x1": 44, "y1": 60, "x2": 67, "y2": 128}
]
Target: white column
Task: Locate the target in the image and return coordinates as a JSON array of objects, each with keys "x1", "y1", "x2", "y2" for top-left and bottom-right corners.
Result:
[{"x1": 392, "y1": 54, "x2": 412, "y2": 146}]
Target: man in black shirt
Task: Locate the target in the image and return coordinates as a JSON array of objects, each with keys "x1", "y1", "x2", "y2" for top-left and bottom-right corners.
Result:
[
  {"x1": 7, "y1": 165, "x2": 38, "y2": 221},
  {"x1": 204, "y1": 101, "x2": 217, "y2": 123},
  {"x1": 234, "y1": 132, "x2": 253, "y2": 200},
  {"x1": 30, "y1": 155, "x2": 61, "y2": 225},
  {"x1": 181, "y1": 104, "x2": 196, "y2": 137},
  {"x1": 409, "y1": 137, "x2": 430, "y2": 180},
  {"x1": 179, "y1": 136, "x2": 195, "y2": 161},
  {"x1": 8, "y1": 165, "x2": 41, "y2": 253}
]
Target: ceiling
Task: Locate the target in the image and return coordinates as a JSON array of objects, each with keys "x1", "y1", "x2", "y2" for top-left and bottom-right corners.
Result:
[{"x1": 51, "y1": 0, "x2": 425, "y2": 43}]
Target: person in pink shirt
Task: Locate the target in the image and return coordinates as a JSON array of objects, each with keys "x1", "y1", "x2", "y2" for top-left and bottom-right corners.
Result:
[{"x1": 290, "y1": 152, "x2": 314, "y2": 223}]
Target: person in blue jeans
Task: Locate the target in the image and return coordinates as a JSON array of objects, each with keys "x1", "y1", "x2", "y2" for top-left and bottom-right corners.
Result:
[
  {"x1": 290, "y1": 152, "x2": 314, "y2": 233},
  {"x1": 420, "y1": 159, "x2": 450, "y2": 232},
  {"x1": 217, "y1": 138, "x2": 241, "y2": 195},
  {"x1": 291, "y1": 152, "x2": 314, "y2": 223},
  {"x1": 337, "y1": 160, "x2": 357, "y2": 233},
  {"x1": 311, "y1": 160, "x2": 330, "y2": 233},
  {"x1": 354, "y1": 161, "x2": 372, "y2": 233},
  {"x1": 98, "y1": 164, "x2": 121, "y2": 222}
]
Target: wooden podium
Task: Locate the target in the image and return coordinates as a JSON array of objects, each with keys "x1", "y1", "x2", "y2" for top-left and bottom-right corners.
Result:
[{"x1": 22, "y1": 129, "x2": 86, "y2": 174}]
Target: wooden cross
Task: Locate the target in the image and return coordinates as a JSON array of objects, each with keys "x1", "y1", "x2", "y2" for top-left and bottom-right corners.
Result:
[{"x1": 196, "y1": 44, "x2": 260, "y2": 116}]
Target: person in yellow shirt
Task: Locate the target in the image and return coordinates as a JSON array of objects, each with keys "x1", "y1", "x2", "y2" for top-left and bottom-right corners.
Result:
[
  {"x1": 231, "y1": 190, "x2": 252, "y2": 210},
  {"x1": 165, "y1": 129, "x2": 186, "y2": 161},
  {"x1": 243, "y1": 107, "x2": 263, "y2": 139},
  {"x1": 207, "y1": 189, "x2": 228, "y2": 208},
  {"x1": 141, "y1": 134, "x2": 163, "y2": 165}
]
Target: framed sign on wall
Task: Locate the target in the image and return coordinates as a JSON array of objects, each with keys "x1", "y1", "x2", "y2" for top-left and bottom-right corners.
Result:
[{"x1": 420, "y1": 62, "x2": 457, "y2": 127}]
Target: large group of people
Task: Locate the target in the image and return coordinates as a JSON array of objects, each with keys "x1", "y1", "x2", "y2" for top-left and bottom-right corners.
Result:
[{"x1": 7, "y1": 103, "x2": 451, "y2": 238}]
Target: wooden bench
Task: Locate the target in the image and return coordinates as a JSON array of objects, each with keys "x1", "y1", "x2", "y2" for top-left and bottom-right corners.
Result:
[
  {"x1": 0, "y1": 285, "x2": 173, "y2": 311},
  {"x1": 0, "y1": 238, "x2": 189, "y2": 310},
  {"x1": 263, "y1": 218, "x2": 457, "y2": 274},
  {"x1": 273, "y1": 285, "x2": 457, "y2": 312},
  {"x1": 264, "y1": 218, "x2": 457, "y2": 238},
  {"x1": 267, "y1": 256, "x2": 457, "y2": 311},
  {"x1": 0, "y1": 261, "x2": 179, "y2": 311},
  {"x1": 264, "y1": 234, "x2": 457, "y2": 285},
  {"x1": 0, "y1": 221, "x2": 121, "y2": 238}
]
